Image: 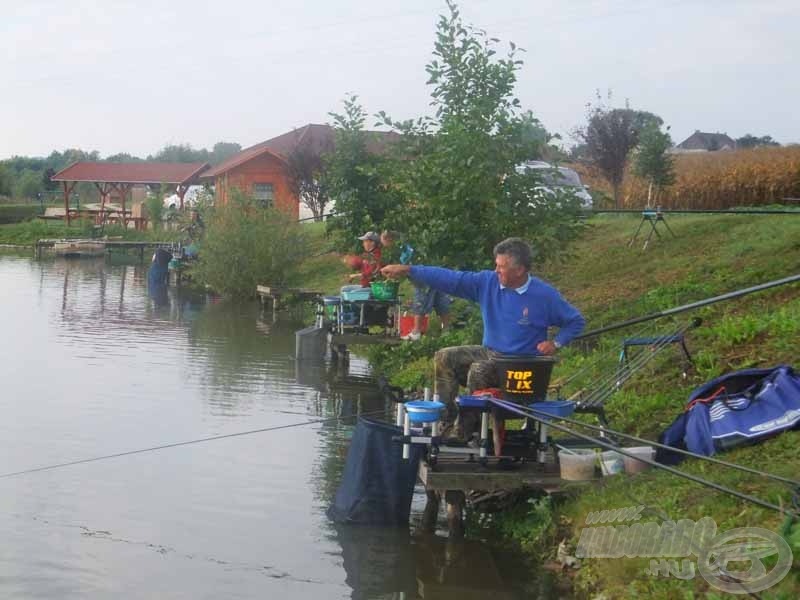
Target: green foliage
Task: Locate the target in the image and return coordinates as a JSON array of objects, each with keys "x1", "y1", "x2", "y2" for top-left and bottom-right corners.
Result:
[
  {"x1": 324, "y1": 95, "x2": 398, "y2": 249},
  {"x1": 575, "y1": 92, "x2": 663, "y2": 208},
  {"x1": 189, "y1": 189, "x2": 311, "y2": 298},
  {"x1": 13, "y1": 169, "x2": 44, "y2": 199},
  {"x1": 0, "y1": 204, "x2": 41, "y2": 224},
  {"x1": 144, "y1": 185, "x2": 166, "y2": 231},
  {"x1": 0, "y1": 164, "x2": 13, "y2": 197},
  {"x1": 736, "y1": 134, "x2": 780, "y2": 149},
  {"x1": 633, "y1": 123, "x2": 676, "y2": 198},
  {"x1": 369, "y1": 2, "x2": 582, "y2": 268}
]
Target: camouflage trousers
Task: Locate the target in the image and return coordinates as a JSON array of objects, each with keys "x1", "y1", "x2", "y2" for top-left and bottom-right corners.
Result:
[{"x1": 434, "y1": 345, "x2": 503, "y2": 438}]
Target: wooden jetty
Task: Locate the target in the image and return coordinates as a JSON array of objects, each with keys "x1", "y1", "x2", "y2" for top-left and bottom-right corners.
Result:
[
  {"x1": 36, "y1": 238, "x2": 178, "y2": 261},
  {"x1": 256, "y1": 285, "x2": 322, "y2": 322}
]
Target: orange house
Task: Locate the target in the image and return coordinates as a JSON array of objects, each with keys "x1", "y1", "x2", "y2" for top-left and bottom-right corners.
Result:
[
  {"x1": 201, "y1": 147, "x2": 298, "y2": 218},
  {"x1": 202, "y1": 123, "x2": 399, "y2": 219},
  {"x1": 202, "y1": 124, "x2": 339, "y2": 219}
]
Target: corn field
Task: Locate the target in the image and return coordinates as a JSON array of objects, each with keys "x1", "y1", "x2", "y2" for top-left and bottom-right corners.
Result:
[{"x1": 575, "y1": 146, "x2": 800, "y2": 209}]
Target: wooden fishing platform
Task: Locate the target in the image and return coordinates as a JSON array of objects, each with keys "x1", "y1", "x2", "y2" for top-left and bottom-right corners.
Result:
[
  {"x1": 419, "y1": 456, "x2": 583, "y2": 493},
  {"x1": 418, "y1": 455, "x2": 590, "y2": 537},
  {"x1": 257, "y1": 285, "x2": 322, "y2": 322},
  {"x1": 35, "y1": 238, "x2": 177, "y2": 260}
]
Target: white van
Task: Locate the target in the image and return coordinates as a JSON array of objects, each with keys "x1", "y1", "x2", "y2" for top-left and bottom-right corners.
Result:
[{"x1": 515, "y1": 161, "x2": 593, "y2": 209}]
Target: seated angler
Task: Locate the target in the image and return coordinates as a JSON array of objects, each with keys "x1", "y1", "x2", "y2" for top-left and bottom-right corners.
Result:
[{"x1": 381, "y1": 237, "x2": 585, "y2": 442}]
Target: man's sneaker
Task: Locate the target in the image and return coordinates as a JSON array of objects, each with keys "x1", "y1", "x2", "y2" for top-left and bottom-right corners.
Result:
[{"x1": 401, "y1": 331, "x2": 421, "y2": 341}]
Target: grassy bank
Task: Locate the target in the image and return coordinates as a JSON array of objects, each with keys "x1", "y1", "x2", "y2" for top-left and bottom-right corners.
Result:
[
  {"x1": 518, "y1": 214, "x2": 799, "y2": 598},
  {"x1": 298, "y1": 214, "x2": 800, "y2": 597}
]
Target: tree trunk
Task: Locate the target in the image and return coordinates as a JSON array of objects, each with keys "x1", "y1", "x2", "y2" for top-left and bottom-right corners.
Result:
[{"x1": 613, "y1": 181, "x2": 622, "y2": 209}]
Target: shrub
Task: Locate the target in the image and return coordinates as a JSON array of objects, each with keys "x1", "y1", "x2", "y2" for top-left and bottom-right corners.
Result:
[{"x1": 188, "y1": 190, "x2": 310, "y2": 298}]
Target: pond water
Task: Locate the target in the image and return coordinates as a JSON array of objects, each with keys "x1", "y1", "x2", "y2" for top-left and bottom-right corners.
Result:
[{"x1": 0, "y1": 253, "x2": 550, "y2": 599}]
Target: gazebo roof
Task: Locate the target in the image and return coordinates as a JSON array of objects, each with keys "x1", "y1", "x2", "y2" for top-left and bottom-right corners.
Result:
[{"x1": 51, "y1": 161, "x2": 209, "y2": 185}]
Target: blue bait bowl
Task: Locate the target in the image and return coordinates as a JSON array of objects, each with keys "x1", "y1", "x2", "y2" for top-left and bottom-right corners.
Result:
[{"x1": 405, "y1": 400, "x2": 446, "y2": 424}]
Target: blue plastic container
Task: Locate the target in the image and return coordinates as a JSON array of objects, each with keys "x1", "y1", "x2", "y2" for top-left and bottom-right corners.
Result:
[
  {"x1": 405, "y1": 400, "x2": 446, "y2": 424},
  {"x1": 341, "y1": 285, "x2": 372, "y2": 301},
  {"x1": 528, "y1": 400, "x2": 575, "y2": 421}
]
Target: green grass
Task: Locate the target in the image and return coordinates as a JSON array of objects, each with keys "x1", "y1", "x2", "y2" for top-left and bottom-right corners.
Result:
[
  {"x1": 0, "y1": 219, "x2": 183, "y2": 246},
  {"x1": 503, "y1": 214, "x2": 800, "y2": 598},
  {"x1": 296, "y1": 213, "x2": 800, "y2": 598}
]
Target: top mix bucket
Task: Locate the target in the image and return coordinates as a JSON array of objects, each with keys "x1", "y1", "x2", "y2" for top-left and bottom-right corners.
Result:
[
  {"x1": 493, "y1": 355, "x2": 556, "y2": 403},
  {"x1": 493, "y1": 354, "x2": 557, "y2": 464}
]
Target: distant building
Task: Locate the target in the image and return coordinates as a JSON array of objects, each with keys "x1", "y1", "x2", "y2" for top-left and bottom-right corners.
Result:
[
  {"x1": 673, "y1": 131, "x2": 738, "y2": 153},
  {"x1": 201, "y1": 124, "x2": 399, "y2": 218}
]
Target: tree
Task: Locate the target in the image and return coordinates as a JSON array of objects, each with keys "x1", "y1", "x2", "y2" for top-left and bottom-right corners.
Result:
[
  {"x1": 0, "y1": 164, "x2": 12, "y2": 197},
  {"x1": 324, "y1": 95, "x2": 397, "y2": 247},
  {"x1": 574, "y1": 94, "x2": 661, "y2": 208},
  {"x1": 13, "y1": 169, "x2": 44, "y2": 199},
  {"x1": 287, "y1": 143, "x2": 331, "y2": 222},
  {"x1": 209, "y1": 142, "x2": 242, "y2": 165},
  {"x1": 736, "y1": 134, "x2": 780, "y2": 149},
  {"x1": 366, "y1": 1, "x2": 580, "y2": 268},
  {"x1": 633, "y1": 123, "x2": 675, "y2": 205},
  {"x1": 105, "y1": 152, "x2": 142, "y2": 163},
  {"x1": 149, "y1": 143, "x2": 209, "y2": 163}
]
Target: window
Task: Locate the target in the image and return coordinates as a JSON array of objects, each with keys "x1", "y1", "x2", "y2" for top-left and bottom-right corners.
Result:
[{"x1": 253, "y1": 183, "x2": 274, "y2": 208}]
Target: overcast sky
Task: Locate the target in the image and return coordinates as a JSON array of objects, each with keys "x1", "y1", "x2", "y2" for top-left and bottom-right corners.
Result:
[{"x1": 2, "y1": 0, "x2": 797, "y2": 160}]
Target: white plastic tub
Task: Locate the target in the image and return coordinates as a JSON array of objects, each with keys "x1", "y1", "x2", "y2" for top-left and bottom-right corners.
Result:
[
  {"x1": 600, "y1": 450, "x2": 624, "y2": 476},
  {"x1": 559, "y1": 448, "x2": 597, "y2": 481},
  {"x1": 622, "y1": 446, "x2": 655, "y2": 474}
]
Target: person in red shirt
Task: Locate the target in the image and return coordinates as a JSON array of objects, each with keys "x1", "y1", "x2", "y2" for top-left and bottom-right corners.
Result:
[{"x1": 346, "y1": 231, "x2": 383, "y2": 287}]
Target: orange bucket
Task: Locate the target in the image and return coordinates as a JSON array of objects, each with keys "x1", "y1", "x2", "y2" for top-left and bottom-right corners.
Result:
[{"x1": 399, "y1": 313, "x2": 429, "y2": 337}]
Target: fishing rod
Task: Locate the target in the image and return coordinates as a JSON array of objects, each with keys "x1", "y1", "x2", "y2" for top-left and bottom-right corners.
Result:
[
  {"x1": 555, "y1": 318, "x2": 661, "y2": 390},
  {"x1": 490, "y1": 398, "x2": 800, "y2": 519},
  {"x1": 576, "y1": 274, "x2": 800, "y2": 340},
  {"x1": 511, "y1": 400, "x2": 800, "y2": 488},
  {"x1": 0, "y1": 408, "x2": 388, "y2": 480},
  {"x1": 592, "y1": 208, "x2": 800, "y2": 215},
  {"x1": 574, "y1": 319, "x2": 699, "y2": 409}
]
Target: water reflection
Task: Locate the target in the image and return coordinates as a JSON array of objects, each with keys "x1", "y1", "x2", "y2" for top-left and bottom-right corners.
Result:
[{"x1": 332, "y1": 526, "x2": 522, "y2": 600}]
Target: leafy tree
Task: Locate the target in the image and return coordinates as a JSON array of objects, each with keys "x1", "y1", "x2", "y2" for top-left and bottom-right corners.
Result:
[
  {"x1": 574, "y1": 93, "x2": 661, "y2": 208},
  {"x1": 372, "y1": 1, "x2": 581, "y2": 268},
  {"x1": 13, "y1": 169, "x2": 44, "y2": 199},
  {"x1": 149, "y1": 143, "x2": 209, "y2": 163},
  {"x1": 736, "y1": 134, "x2": 780, "y2": 149},
  {"x1": 633, "y1": 123, "x2": 675, "y2": 205},
  {"x1": 105, "y1": 152, "x2": 142, "y2": 163},
  {"x1": 209, "y1": 142, "x2": 242, "y2": 165},
  {"x1": 324, "y1": 95, "x2": 398, "y2": 248},
  {"x1": 287, "y1": 143, "x2": 331, "y2": 221},
  {"x1": 42, "y1": 168, "x2": 58, "y2": 191},
  {"x1": 0, "y1": 164, "x2": 13, "y2": 197},
  {"x1": 189, "y1": 189, "x2": 310, "y2": 298}
]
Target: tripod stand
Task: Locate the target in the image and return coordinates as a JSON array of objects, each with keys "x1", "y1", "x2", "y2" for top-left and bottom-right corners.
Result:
[{"x1": 628, "y1": 207, "x2": 676, "y2": 250}]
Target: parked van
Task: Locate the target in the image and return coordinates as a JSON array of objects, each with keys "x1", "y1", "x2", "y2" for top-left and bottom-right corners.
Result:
[{"x1": 515, "y1": 161, "x2": 593, "y2": 209}]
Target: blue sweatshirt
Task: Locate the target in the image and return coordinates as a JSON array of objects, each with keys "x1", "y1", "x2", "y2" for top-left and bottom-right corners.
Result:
[{"x1": 409, "y1": 265, "x2": 585, "y2": 355}]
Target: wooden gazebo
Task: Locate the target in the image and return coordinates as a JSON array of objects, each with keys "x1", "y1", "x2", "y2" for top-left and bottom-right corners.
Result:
[{"x1": 51, "y1": 162, "x2": 209, "y2": 226}]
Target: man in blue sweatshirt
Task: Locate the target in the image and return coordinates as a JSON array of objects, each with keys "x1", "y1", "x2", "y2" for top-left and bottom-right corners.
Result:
[{"x1": 381, "y1": 237, "x2": 585, "y2": 437}]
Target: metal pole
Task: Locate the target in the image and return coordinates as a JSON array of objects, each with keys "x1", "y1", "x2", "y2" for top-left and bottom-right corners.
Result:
[
  {"x1": 593, "y1": 208, "x2": 800, "y2": 215},
  {"x1": 402, "y1": 412, "x2": 411, "y2": 460}
]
